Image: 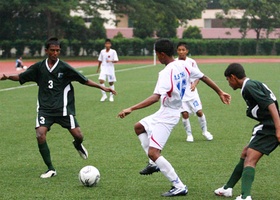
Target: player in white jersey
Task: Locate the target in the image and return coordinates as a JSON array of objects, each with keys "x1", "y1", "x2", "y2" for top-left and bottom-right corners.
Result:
[
  {"x1": 118, "y1": 39, "x2": 231, "y2": 197},
  {"x1": 97, "y1": 39, "x2": 119, "y2": 102},
  {"x1": 176, "y1": 41, "x2": 213, "y2": 142}
]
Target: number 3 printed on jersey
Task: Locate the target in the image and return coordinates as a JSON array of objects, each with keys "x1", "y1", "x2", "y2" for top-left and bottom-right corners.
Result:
[{"x1": 48, "y1": 80, "x2": 53, "y2": 89}]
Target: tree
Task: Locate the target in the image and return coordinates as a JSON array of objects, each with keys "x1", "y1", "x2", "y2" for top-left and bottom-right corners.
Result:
[
  {"x1": 88, "y1": 17, "x2": 107, "y2": 40},
  {"x1": 108, "y1": 0, "x2": 208, "y2": 38},
  {"x1": 219, "y1": 0, "x2": 280, "y2": 41},
  {"x1": 182, "y1": 26, "x2": 202, "y2": 39}
]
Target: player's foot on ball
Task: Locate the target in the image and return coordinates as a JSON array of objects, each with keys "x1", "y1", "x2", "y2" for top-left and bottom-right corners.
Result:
[
  {"x1": 203, "y1": 131, "x2": 213, "y2": 141},
  {"x1": 109, "y1": 95, "x2": 114, "y2": 102},
  {"x1": 73, "y1": 140, "x2": 88, "y2": 159},
  {"x1": 235, "y1": 195, "x2": 252, "y2": 200},
  {"x1": 40, "y1": 169, "x2": 57, "y2": 178},
  {"x1": 186, "y1": 135, "x2": 194, "y2": 142},
  {"x1": 161, "y1": 186, "x2": 188, "y2": 197},
  {"x1": 139, "y1": 163, "x2": 160, "y2": 175},
  {"x1": 100, "y1": 95, "x2": 107, "y2": 102},
  {"x1": 214, "y1": 186, "x2": 233, "y2": 197}
]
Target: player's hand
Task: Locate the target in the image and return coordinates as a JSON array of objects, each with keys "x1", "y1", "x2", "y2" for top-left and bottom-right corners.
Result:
[
  {"x1": 0, "y1": 74, "x2": 8, "y2": 80},
  {"x1": 118, "y1": 108, "x2": 132, "y2": 119},
  {"x1": 220, "y1": 92, "x2": 231, "y2": 104},
  {"x1": 190, "y1": 83, "x2": 196, "y2": 91}
]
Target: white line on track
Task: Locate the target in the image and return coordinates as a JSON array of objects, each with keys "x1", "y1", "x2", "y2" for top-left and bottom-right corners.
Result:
[{"x1": 0, "y1": 64, "x2": 154, "y2": 92}]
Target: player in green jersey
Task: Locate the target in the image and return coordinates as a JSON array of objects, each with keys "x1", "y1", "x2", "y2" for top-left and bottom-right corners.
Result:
[
  {"x1": 0, "y1": 37, "x2": 116, "y2": 178},
  {"x1": 214, "y1": 63, "x2": 280, "y2": 200}
]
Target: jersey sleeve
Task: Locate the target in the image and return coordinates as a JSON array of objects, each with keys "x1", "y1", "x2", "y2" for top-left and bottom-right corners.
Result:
[
  {"x1": 153, "y1": 69, "x2": 171, "y2": 95},
  {"x1": 98, "y1": 50, "x2": 103, "y2": 62},
  {"x1": 65, "y1": 64, "x2": 88, "y2": 84},
  {"x1": 113, "y1": 50, "x2": 119, "y2": 61},
  {"x1": 19, "y1": 62, "x2": 39, "y2": 85},
  {"x1": 244, "y1": 82, "x2": 275, "y2": 109},
  {"x1": 189, "y1": 66, "x2": 204, "y2": 80}
]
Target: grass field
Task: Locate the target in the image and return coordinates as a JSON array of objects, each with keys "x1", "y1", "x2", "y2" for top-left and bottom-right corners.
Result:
[{"x1": 0, "y1": 61, "x2": 279, "y2": 200}]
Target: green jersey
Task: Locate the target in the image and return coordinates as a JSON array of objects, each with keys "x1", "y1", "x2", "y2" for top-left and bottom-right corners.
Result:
[
  {"x1": 19, "y1": 58, "x2": 88, "y2": 116},
  {"x1": 241, "y1": 78, "x2": 279, "y2": 126}
]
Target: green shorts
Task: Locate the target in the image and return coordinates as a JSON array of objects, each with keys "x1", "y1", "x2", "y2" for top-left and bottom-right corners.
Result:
[
  {"x1": 248, "y1": 124, "x2": 279, "y2": 155},
  {"x1": 36, "y1": 114, "x2": 79, "y2": 131}
]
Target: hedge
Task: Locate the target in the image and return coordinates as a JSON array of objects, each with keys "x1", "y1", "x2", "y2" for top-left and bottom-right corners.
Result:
[{"x1": 0, "y1": 38, "x2": 279, "y2": 58}]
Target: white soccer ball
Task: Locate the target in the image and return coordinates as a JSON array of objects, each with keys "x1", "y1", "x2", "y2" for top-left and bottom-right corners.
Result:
[{"x1": 79, "y1": 165, "x2": 100, "y2": 187}]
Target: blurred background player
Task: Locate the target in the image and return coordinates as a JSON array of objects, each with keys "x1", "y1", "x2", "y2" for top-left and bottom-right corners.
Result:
[
  {"x1": 96, "y1": 39, "x2": 119, "y2": 102},
  {"x1": 176, "y1": 42, "x2": 213, "y2": 142},
  {"x1": 118, "y1": 39, "x2": 230, "y2": 197},
  {"x1": 214, "y1": 63, "x2": 280, "y2": 200},
  {"x1": 1, "y1": 37, "x2": 116, "y2": 179},
  {"x1": 15, "y1": 56, "x2": 27, "y2": 71}
]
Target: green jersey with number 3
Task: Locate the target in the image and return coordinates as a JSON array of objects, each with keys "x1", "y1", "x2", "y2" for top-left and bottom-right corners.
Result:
[{"x1": 19, "y1": 59, "x2": 88, "y2": 116}]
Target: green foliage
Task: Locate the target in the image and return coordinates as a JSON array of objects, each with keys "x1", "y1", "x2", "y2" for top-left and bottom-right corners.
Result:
[
  {"x1": 227, "y1": 40, "x2": 240, "y2": 55},
  {"x1": 14, "y1": 39, "x2": 26, "y2": 57},
  {"x1": 275, "y1": 39, "x2": 280, "y2": 55},
  {"x1": 182, "y1": 26, "x2": 202, "y2": 39},
  {"x1": 143, "y1": 38, "x2": 156, "y2": 56},
  {"x1": 259, "y1": 40, "x2": 274, "y2": 55},
  {"x1": 240, "y1": 40, "x2": 257, "y2": 55},
  {"x1": 88, "y1": 17, "x2": 107, "y2": 40},
  {"x1": 0, "y1": 40, "x2": 12, "y2": 58},
  {"x1": 71, "y1": 39, "x2": 82, "y2": 56},
  {"x1": 113, "y1": 32, "x2": 124, "y2": 39},
  {"x1": 60, "y1": 39, "x2": 69, "y2": 56},
  {"x1": 205, "y1": 40, "x2": 221, "y2": 55},
  {"x1": 28, "y1": 40, "x2": 43, "y2": 57}
]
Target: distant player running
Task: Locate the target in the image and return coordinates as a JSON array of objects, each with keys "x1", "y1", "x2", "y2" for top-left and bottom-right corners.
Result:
[
  {"x1": 0, "y1": 37, "x2": 116, "y2": 178},
  {"x1": 118, "y1": 39, "x2": 230, "y2": 197},
  {"x1": 214, "y1": 63, "x2": 280, "y2": 200},
  {"x1": 176, "y1": 42, "x2": 213, "y2": 142},
  {"x1": 97, "y1": 39, "x2": 119, "y2": 102}
]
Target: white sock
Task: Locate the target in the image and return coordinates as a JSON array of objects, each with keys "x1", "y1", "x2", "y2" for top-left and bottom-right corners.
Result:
[
  {"x1": 138, "y1": 133, "x2": 156, "y2": 166},
  {"x1": 109, "y1": 85, "x2": 115, "y2": 96},
  {"x1": 198, "y1": 114, "x2": 207, "y2": 133},
  {"x1": 155, "y1": 156, "x2": 185, "y2": 189},
  {"x1": 100, "y1": 83, "x2": 106, "y2": 96},
  {"x1": 182, "y1": 118, "x2": 192, "y2": 136}
]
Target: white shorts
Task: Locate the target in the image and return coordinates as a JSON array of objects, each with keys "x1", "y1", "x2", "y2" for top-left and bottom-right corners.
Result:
[
  {"x1": 139, "y1": 107, "x2": 180, "y2": 150},
  {"x1": 98, "y1": 72, "x2": 116, "y2": 82},
  {"x1": 181, "y1": 95, "x2": 202, "y2": 114}
]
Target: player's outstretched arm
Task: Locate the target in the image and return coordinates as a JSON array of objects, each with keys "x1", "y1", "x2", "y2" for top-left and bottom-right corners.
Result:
[
  {"x1": 96, "y1": 61, "x2": 101, "y2": 73},
  {"x1": 268, "y1": 103, "x2": 280, "y2": 142},
  {"x1": 118, "y1": 94, "x2": 160, "y2": 118},
  {"x1": 200, "y1": 75, "x2": 231, "y2": 104},
  {"x1": 84, "y1": 80, "x2": 117, "y2": 95},
  {"x1": 0, "y1": 74, "x2": 20, "y2": 81}
]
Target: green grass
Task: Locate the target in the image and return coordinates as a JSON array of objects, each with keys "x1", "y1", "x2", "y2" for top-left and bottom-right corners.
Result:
[{"x1": 0, "y1": 62, "x2": 280, "y2": 199}]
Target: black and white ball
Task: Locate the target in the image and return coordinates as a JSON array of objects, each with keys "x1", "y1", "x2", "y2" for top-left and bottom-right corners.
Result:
[{"x1": 79, "y1": 165, "x2": 100, "y2": 187}]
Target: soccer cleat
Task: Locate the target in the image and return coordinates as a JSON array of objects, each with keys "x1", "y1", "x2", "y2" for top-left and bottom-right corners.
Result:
[
  {"x1": 186, "y1": 135, "x2": 194, "y2": 142},
  {"x1": 40, "y1": 169, "x2": 57, "y2": 178},
  {"x1": 73, "y1": 140, "x2": 88, "y2": 159},
  {"x1": 214, "y1": 186, "x2": 233, "y2": 197},
  {"x1": 109, "y1": 95, "x2": 114, "y2": 102},
  {"x1": 161, "y1": 186, "x2": 188, "y2": 197},
  {"x1": 235, "y1": 195, "x2": 252, "y2": 200},
  {"x1": 203, "y1": 131, "x2": 213, "y2": 141},
  {"x1": 100, "y1": 95, "x2": 107, "y2": 102},
  {"x1": 139, "y1": 163, "x2": 160, "y2": 175}
]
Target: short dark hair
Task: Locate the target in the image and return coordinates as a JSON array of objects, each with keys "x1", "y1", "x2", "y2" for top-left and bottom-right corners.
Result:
[
  {"x1": 155, "y1": 38, "x2": 174, "y2": 57},
  {"x1": 45, "y1": 37, "x2": 61, "y2": 49},
  {"x1": 105, "y1": 38, "x2": 111, "y2": 43},
  {"x1": 177, "y1": 41, "x2": 189, "y2": 50},
  {"x1": 224, "y1": 63, "x2": 246, "y2": 79}
]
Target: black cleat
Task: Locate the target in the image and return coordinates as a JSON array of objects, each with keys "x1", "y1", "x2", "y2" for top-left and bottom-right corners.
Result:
[
  {"x1": 73, "y1": 140, "x2": 88, "y2": 159},
  {"x1": 161, "y1": 186, "x2": 188, "y2": 197},
  {"x1": 139, "y1": 163, "x2": 160, "y2": 175}
]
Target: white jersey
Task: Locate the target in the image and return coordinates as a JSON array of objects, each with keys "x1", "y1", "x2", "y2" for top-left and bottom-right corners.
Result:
[
  {"x1": 154, "y1": 59, "x2": 204, "y2": 110},
  {"x1": 98, "y1": 49, "x2": 119, "y2": 75},
  {"x1": 175, "y1": 57, "x2": 202, "y2": 101}
]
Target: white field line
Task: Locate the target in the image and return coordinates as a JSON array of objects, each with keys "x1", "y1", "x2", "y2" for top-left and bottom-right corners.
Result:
[{"x1": 0, "y1": 64, "x2": 154, "y2": 92}]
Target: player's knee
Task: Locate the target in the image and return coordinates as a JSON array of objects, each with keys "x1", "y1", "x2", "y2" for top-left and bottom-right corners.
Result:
[
  {"x1": 196, "y1": 110, "x2": 203, "y2": 117},
  {"x1": 134, "y1": 122, "x2": 144, "y2": 135},
  {"x1": 181, "y1": 111, "x2": 189, "y2": 119},
  {"x1": 36, "y1": 129, "x2": 47, "y2": 143}
]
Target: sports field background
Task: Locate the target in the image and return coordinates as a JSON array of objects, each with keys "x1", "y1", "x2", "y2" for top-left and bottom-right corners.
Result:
[{"x1": 0, "y1": 58, "x2": 280, "y2": 199}]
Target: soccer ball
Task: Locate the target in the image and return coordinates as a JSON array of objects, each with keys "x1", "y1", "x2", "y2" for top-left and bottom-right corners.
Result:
[{"x1": 78, "y1": 165, "x2": 100, "y2": 187}]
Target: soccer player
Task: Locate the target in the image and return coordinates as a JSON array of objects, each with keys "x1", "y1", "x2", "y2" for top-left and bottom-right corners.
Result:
[
  {"x1": 214, "y1": 63, "x2": 280, "y2": 200},
  {"x1": 118, "y1": 39, "x2": 231, "y2": 197},
  {"x1": 176, "y1": 42, "x2": 213, "y2": 142},
  {"x1": 96, "y1": 38, "x2": 119, "y2": 102},
  {"x1": 0, "y1": 37, "x2": 116, "y2": 178}
]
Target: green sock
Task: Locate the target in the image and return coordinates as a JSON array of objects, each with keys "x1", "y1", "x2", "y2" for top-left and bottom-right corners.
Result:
[
  {"x1": 224, "y1": 158, "x2": 244, "y2": 189},
  {"x1": 241, "y1": 166, "x2": 255, "y2": 198},
  {"x1": 38, "y1": 142, "x2": 55, "y2": 171}
]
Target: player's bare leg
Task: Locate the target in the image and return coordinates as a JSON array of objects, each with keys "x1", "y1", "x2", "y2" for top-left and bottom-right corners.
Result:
[
  {"x1": 99, "y1": 79, "x2": 107, "y2": 101},
  {"x1": 196, "y1": 110, "x2": 213, "y2": 141},
  {"x1": 109, "y1": 81, "x2": 114, "y2": 102},
  {"x1": 134, "y1": 122, "x2": 159, "y2": 175},
  {"x1": 182, "y1": 111, "x2": 193, "y2": 142},
  {"x1": 148, "y1": 147, "x2": 188, "y2": 197},
  {"x1": 36, "y1": 126, "x2": 57, "y2": 178},
  {"x1": 69, "y1": 127, "x2": 88, "y2": 159}
]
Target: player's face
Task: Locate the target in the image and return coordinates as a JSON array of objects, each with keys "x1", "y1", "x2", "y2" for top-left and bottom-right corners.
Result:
[
  {"x1": 226, "y1": 75, "x2": 239, "y2": 90},
  {"x1": 46, "y1": 45, "x2": 60, "y2": 62},
  {"x1": 156, "y1": 52, "x2": 165, "y2": 64},
  {"x1": 105, "y1": 42, "x2": 111, "y2": 50},
  {"x1": 177, "y1": 46, "x2": 189, "y2": 60}
]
